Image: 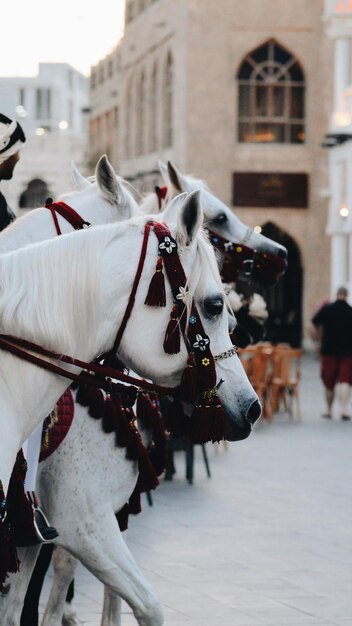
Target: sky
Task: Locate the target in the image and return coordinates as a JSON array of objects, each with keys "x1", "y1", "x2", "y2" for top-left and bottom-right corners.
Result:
[{"x1": 0, "y1": 1, "x2": 125, "y2": 77}]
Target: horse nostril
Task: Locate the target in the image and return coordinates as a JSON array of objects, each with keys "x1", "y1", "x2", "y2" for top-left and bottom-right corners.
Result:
[{"x1": 246, "y1": 400, "x2": 261, "y2": 425}]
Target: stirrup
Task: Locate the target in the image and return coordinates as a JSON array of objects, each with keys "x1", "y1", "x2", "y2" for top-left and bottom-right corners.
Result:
[{"x1": 27, "y1": 492, "x2": 59, "y2": 544}]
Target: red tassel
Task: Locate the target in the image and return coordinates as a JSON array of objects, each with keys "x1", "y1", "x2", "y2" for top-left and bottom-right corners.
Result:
[
  {"x1": 145, "y1": 257, "x2": 166, "y2": 307},
  {"x1": 88, "y1": 388, "x2": 105, "y2": 419},
  {"x1": 7, "y1": 452, "x2": 37, "y2": 547},
  {"x1": 117, "y1": 407, "x2": 134, "y2": 451},
  {"x1": 116, "y1": 503, "x2": 129, "y2": 532},
  {"x1": 136, "y1": 393, "x2": 155, "y2": 430},
  {"x1": 180, "y1": 353, "x2": 198, "y2": 403},
  {"x1": 134, "y1": 439, "x2": 159, "y2": 492},
  {"x1": 210, "y1": 402, "x2": 228, "y2": 443},
  {"x1": 75, "y1": 383, "x2": 91, "y2": 407},
  {"x1": 189, "y1": 403, "x2": 212, "y2": 444},
  {"x1": 0, "y1": 479, "x2": 20, "y2": 591},
  {"x1": 103, "y1": 395, "x2": 119, "y2": 433},
  {"x1": 128, "y1": 486, "x2": 142, "y2": 515},
  {"x1": 163, "y1": 305, "x2": 180, "y2": 354},
  {"x1": 166, "y1": 400, "x2": 189, "y2": 438}
]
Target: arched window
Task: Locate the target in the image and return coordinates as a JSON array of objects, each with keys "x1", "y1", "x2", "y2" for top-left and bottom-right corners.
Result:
[
  {"x1": 19, "y1": 179, "x2": 52, "y2": 209},
  {"x1": 237, "y1": 40, "x2": 305, "y2": 144},
  {"x1": 163, "y1": 52, "x2": 173, "y2": 149},
  {"x1": 136, "y1": 71, "x2": 146, "y2": 156},
  {"x1": 149, "y1": 63, "x2": 158, "y2": 153},
  {"x1": 125, "y1": 78, "x2": 133, "y2": 159}
]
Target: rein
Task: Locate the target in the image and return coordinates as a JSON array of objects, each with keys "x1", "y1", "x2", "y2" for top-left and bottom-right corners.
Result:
[
  {"x1": 0, "y1": 334, "x2": 174, "y2": 397},
  {"x1": 44, "y1": 199, "x2": 91, "y2": 234}
]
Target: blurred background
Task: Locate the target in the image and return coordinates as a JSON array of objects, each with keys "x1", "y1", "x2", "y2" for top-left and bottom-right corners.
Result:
[{"x1": 1, "y1": 0, "x2": 352, "y2": 349}]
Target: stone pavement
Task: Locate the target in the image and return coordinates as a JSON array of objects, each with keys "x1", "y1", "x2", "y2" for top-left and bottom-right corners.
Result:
[{"x1": 39, "y1": 353, "x2": 352, "y2": 625}]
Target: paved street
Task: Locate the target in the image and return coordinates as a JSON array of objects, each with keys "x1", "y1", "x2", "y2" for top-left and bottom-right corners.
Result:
[{"x1": 40, "y1": 353, "x2": 352, "y2": 625}]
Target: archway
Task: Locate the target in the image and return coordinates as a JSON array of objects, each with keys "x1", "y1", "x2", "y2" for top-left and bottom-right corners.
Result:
[
  {"x1": 19, "y1": 179, "x2": 52, "y2": 209},
  {"x1": 259, "y1": 222, "x2": 303, "y2": 347}
]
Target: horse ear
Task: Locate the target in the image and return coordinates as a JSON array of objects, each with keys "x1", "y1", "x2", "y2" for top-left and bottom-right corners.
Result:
[
  {"x1": 71, "y1": 161, "x2": 90, "y2": 189},
  {"x1": 177, "y1": 190, "x2": 203, "y2": 246},
  {"x1": 95, "y1": 155, "x2": 124, "y2": 207},
  {"x1": 158, "y1": 159, "x2": 170, "y2": 186},
  {"x1": 167, "y1": 161, "x2": 190, "y2": 193},
  {"x1": 162, "y1": 192, "x2": 188, "y2": 225}
]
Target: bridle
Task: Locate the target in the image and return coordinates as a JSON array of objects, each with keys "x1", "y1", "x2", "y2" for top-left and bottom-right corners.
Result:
[
  {"x1": 152, "y1": 187, "x2": 287, "y2": 286},
  {"x1": 44, "y1": 199, "x2": 91, "y2": 234},
  {"x1": 207, "y1": 229, "x2": 287, "y2": 287},
  {"x1": 0, "y1": 207, "x2": 238, "y2": 443}
]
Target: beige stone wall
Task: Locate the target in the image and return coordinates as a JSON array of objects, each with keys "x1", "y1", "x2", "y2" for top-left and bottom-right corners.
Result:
[{"x1": 89, "y1": 0, "x2": 334, "y2": 343}]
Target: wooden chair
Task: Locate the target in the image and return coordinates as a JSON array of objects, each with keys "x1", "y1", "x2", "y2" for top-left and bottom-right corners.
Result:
[
  {"x1": 270, "y1": 346, "x2": 303, "y2": 420},
  {"x1": 238, "y1": 345, "x2": 257, "y2": 377},
  {"x1": 239, "y1": 344, "x2": 274, "y2": 421},
  {"x1": 251, "y1": 344, "x2": 274, "y2": 421}
]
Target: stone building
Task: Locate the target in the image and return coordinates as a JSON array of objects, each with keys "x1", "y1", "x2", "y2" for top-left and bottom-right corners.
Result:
[
  {"x1": 0, "y1": 63, "x2": 89, "y2": 213},
  {"x1": 324, "y1": 0, "x2": 352, "y2": 301},
  {"x1": 89, "y1": 0, "x2": 333, "y2": 346}
]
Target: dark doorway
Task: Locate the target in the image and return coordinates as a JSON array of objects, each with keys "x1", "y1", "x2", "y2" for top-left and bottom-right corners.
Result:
[
  {"x1": 259, "y1": 222, "x2": 303, "y2": 347},
  {"x1": 19, "y1": 179, "x2": 52, "y2": 209}
]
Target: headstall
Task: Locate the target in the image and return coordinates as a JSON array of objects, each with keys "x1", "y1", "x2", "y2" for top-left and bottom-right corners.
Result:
[
  {"x1": 152, "y1": 187, "x2": 287, "y2": 287},
  {"x1": 207, "y1": 229, "x2": 287, "y2": 287},
  {"x1": 0, "y1": 214, "x2": 237, "y2": 446}
]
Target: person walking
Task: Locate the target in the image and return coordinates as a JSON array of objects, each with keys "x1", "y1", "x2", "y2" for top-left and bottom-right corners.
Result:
[{"x1": 311, "y1": 286, "x2": 352, "y2": 420}]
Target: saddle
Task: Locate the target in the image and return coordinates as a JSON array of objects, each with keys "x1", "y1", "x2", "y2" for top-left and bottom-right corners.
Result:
[{"x1": 39, "y1": 389, "x2": 74, "y2": 462}]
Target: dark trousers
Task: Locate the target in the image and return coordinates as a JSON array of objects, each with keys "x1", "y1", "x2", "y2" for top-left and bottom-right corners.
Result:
[{"x1": 21, "y1": 544, "x2": 74, "y2": 626}]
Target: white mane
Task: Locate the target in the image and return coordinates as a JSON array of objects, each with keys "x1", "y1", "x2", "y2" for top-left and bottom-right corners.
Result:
[
  {"x1": 0, "y1": 224, "x2": 122, "y2": 358},
  {"x1": 0, "y1": 215, "x2": 223, "y2": 360}
]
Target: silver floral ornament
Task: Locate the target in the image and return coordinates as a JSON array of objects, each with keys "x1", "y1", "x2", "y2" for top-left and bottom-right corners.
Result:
[
  {"x1": 158, "y1": 236, "x2": 177, "y2": 254},
  {"x1": 193, "y1": 333, "x2": 210, "y2": 351}
]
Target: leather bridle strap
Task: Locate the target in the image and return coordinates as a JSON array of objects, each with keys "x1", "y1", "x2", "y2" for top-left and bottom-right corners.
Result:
[
  {"x1": 0, "y1": 334, "x2": 174, "y2": 396},
  {"x1": 44, "y1": 200, "x2": 91, "y2": 235},
  {"x1": 111, "y1": 220, "x2": 153, "y2": 354}
]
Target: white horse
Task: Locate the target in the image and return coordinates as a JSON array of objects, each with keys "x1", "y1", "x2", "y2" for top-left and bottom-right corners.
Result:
[
  {"x1": 0, "y1": 191, "x2": 260, "y2": 625},
  {"x1": 4, "y1": 160, "x2": 281, "y2": 626},
  {"x1": 3, "y1": 159, "x2": 284, "y2": 626}
]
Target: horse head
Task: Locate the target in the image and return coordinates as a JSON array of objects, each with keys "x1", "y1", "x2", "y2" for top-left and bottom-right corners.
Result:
[
  {"x1": 115, "y1": 191, "x2": 260, "y2": 441},
  {"x1": 163, "y1": 160, "x2": 288, "y2": 287}
]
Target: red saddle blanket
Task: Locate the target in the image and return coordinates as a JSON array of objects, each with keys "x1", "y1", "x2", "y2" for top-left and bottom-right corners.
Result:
[{"x1": 39, "y1": 389, "x2": 74, "y2": 462}]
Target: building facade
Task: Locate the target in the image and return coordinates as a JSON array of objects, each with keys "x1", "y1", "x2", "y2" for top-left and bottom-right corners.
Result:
[
  {"x1": 0, "y1": 63, "x2": 89, "y2": 212},
  {"x1": 324, "y1": 0, "x2": 352, "y2": 300},
  {"x1": 89, "y1": 0, "x2": 333, "y2": 346}
]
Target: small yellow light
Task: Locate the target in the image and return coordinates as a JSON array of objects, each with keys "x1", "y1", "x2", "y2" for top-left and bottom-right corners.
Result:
[
  {"x1": 340, "y1": 206, "x2": 349, "y2": 218},
  {"x1": 236, "y1": 246, "x2": 242, "y2": 253},
  {"x1": 59, "y1": 120, "x2": 69, "y2": 130},
  {"x1": 35, "y1": 127, "x2": 46, "y2": 136},
  {"x1": 254, "y1": 225, "x2": 262, "y2": 234}
]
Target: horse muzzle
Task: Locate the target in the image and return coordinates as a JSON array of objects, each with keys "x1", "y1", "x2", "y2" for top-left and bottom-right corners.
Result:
[{"x1": 227, "y1": 399, "x2": 262, "y2": 441}]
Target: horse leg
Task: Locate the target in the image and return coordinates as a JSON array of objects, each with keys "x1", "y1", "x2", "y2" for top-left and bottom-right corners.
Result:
[
  {"x1": 1, "y1": 545, "x2": 42, "y2": 626},
  {"x1": 65, "y1": 509, "x2": 163, "y2": 626},
  {"x1": 101, "y1": 586, "x2": 121, "y2": 626},
  {"x1": 41, "y1": 547, "x2": 79, "y2": 626}
]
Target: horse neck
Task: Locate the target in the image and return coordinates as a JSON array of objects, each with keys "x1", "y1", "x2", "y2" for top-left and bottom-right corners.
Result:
[{"x1": 58, "y1": 190, "x2": 120, "y2": 228}]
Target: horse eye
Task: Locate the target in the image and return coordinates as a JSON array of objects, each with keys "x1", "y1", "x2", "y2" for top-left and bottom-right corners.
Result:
[
  {"x1": 204, "y1": 297, "x2": 224, "y2": 317},
  {"x1": 213, "y1": 213, "x2": 228, "y2": 225}
]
